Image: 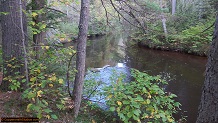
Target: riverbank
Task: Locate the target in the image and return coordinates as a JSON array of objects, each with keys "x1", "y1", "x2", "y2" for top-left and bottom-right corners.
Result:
[{"x1": 131, "y1": 33, "x2": 211, "y2": 57}]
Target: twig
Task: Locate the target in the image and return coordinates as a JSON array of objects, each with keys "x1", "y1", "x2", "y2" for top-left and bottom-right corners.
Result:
[
  {"x1": 86, "y1": 83, "x2": 101, "y2": 99},
  {"x1": 201, "y1": 22, "x2": 215, "y2": 33},
  {"x1": 66, "y1": 52, "x2": 77, "y2": 98}
]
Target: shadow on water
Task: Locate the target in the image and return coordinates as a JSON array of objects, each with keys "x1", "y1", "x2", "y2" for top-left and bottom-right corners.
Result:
[{"x1": 85, "y1": 34, "x2": 207, "y2": 123}]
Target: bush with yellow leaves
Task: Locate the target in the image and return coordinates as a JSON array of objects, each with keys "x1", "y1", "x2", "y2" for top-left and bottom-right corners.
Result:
[{"x1": 104, "y1": 69, "x2": 182, "y2": 123}]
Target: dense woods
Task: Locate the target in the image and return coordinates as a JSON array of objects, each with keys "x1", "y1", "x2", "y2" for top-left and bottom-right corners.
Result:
[{"x1": 0, "y1": 0, "x2": 218, "y2": 122}]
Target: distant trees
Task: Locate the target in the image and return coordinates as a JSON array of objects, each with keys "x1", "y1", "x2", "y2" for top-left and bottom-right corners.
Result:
[{"x1": 0, "y1": 0, "x2": 27, "y2": 91}]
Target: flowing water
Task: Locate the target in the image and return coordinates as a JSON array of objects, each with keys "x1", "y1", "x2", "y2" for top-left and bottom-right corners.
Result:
[{"x1": 83, "y1": 34, "x2": 207, "y2": 123}]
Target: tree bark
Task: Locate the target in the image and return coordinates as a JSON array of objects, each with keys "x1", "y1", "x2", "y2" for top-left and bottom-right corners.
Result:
[
  {"x1": 72, "y1": 0, "x2": 90, "y2": 118},
  {"x1": 32, "y1": 0, "x2": 46, "y2": 59},
  {"x1": 0, "y1": 0, "x2": 27, "y2": 91},
  {"x1": 196, "y1": 15, "x2": 218, "y2": 123}
]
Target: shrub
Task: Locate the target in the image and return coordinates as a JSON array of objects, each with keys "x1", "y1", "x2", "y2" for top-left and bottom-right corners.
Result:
[{"x1": 104, "y1": 69, "x2": 181, "y2": 123}]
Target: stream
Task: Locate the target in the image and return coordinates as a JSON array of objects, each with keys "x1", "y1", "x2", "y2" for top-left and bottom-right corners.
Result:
[{"x1": 66, "y1": 34, "x2": 207, "y2": 122}]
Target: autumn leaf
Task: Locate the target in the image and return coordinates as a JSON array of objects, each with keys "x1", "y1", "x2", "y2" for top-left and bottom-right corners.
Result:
[
  {"x1": 49, "y1": 84, "x2": 53, "y2": 87},
  {"x1": 117, "y1": 101, "x2": 122, "y2": 106},
  {"x1": 7, "y1": 64, "x2": 12, "y2": 67},
  {"x1": 46, "y1": 115, "x2": 50, "y2": 119},
  {"x1": 26, "y1": 103, "x2": 33, "y2": 112},
  {"x1": 30, "y1": 77, "x2": 36, "y2": 82},
  {"x1": 58, "y1": 79, "x2": 64, "y2": 84},
  {"x1": 31, "y1": 12, "x2": 38, "y2": 17},
  {"x1": 37, "y1": 90, "x2": 43, "y2": 97},
  {"x1": 51, "y1": 76, "x2": 56, "y2": 81},
  {"x1": 45, "y1": 46, "x2": 50, "y2": 50}
]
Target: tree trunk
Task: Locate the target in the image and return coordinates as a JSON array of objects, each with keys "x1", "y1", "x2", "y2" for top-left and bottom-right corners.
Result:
[
  {"x1": 172, "y1": 0, "x2": 176, "y2": 15},
  {"x1": 72, "y1": 0, "x2": 90, "y2": 118},
  {"x1": 0, "y1": 0, "x2": 27, "y2": 91},
  {"x1": 32, "y1": 0, "x2": 46, "y2": 59},
  {"x1": 196, "y1": 15, "x2": 218, "y2": 123}
]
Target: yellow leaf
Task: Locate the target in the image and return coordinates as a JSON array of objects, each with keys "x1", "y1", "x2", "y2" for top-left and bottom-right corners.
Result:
[
  {"x1": 69, "y1": 52, "x2": 72, "y2": 55},
  {"x1": 107, "y1": 94, "x2": 113, "y2": 99},
  {"x1": 37, "y1": 90, "x2": 43, "y2": 97},
  {"x1": 45, "y1": 46, "x2": 49, "y2": 50},
  {"x1": 30, "y1": 77, "x2": 36, "y2": 82},
  {"x1": 46, "y1": 115, "x2": 50, "y2": 119},
  {"x1": 32, "y1": 98, "x2": 35, "y2": 102},
  {"x1": 167, "y1": 116, "x2": 174, "y2": 122},
  {"x1": 49, "y1": 84, "x2": 53, "y2": 87},
  {"x1": 92, "y1": 119, "x2": 96, "y2": 123},
  {"x1": 117, "y1": 101, "x2": 122, "y2": 106},
  {"x1": 148, "y1": 95, "x2": 151, "y2": 98},
  {"x1": 60, "y1": 37, "x2": 65, "y2": 41},
  {"x1": 26, "y1": 104, "x2": 33, "y2": 112},
  {"x1": 31, "y1": 12, "x2": 38, "y2": 17},
  {"x1": 31, "y1": 21, "x2": 36, "y2": 26},
  {"x1": 42, "y1": 24, "x2": 46, "y2": 29},
  {"x1": 7, "y1": 64, "x2": 12, "y2": 67},
  {"x1": 51, "y1": 76, "x2": 56, "y2": 81},
  {"x1": 11, "y1": 57, "x2": 16, "y2": 60},
  {"x1": 58, "y1": 79, "x2": 64, "y2": 84}
]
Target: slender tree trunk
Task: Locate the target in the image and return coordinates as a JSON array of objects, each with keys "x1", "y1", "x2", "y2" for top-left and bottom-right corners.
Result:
[
  {"x1": 196, "y1": 15, "x2": 218, "y2": 123},
  {"x1": 32, "y1": 0, "x2": 46, "y2": 59},
  {"x1": 0, "y1": 0, "x2": 27, "y2": 91},
  {"x1": 72, "y1": 0, "x2": 90, "y2": 118},
  {"x1": 172, "y1": 0, "x2": 176, "y2": 15},
  {"x1": 19, "y1": 0, "x2": 29, "y2": 87}
]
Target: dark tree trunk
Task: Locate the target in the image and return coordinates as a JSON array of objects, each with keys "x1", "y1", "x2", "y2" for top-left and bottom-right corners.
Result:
[
  {"x1": 0, "y1": 0, "x2": 27, "y2": 91},
  {"x1": 72, "y1": 0, "x2": 90, "y2": 118},
  {"x1": 32, "y1": 0, "x2": 46, "y2": 59},
  {"x1": 196, "y1": 15, "x2": 218, "y2": 122}
]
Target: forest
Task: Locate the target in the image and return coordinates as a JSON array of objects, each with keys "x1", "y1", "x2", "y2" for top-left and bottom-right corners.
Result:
[{"x1": 0, "y1": 0, "x2": 218, "y2": 122}]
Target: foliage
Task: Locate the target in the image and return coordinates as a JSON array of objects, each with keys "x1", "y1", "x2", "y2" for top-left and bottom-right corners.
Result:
[
  {"x1": 22, "y1": 61, "x2": 66, "y2": 119},
  {"x1": 3, "y1": 43, "x2": 76, "y2": 120},
  {"x1": 104, "y1": 69, "x2": 181, "y2": 123},
  {"x1": 28, "y1": 9, "x2": 47, "y2": 35},
  {"x1": 3, "y1": 57, "x2": 25, "y2": 91}
]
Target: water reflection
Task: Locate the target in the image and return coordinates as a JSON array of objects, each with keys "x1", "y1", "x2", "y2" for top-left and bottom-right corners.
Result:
[
  {"x1": 126, "y1": 46, "x2": 207, "y2": 122},
  {"x1": 85, "y1": 34, "x2": 207, "y2": 123}
]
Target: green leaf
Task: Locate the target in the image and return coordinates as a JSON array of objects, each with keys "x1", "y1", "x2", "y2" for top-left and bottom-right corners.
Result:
[
  {"x1": 41, "y1": 80, "x2": 47, "y2": 88},
  {"x1": 123, "y1": 100, "x2": 130, "y2": 104},
  {"x1": 56, "y1": 104, "x2": 64, "y2": 110},
  {"x1": 44, "y1": 108, "x2": 52, "y2": 113},
  {"x1": 42, "y1": 100, "x2": 48, "y2": 106},
  {"x1": 127, "y1": 112, "x2": 132, "y2": 118},
  {"x1": 21, "y1": 79, "x2": 26, "y2": 83},
  {"x1": 119, "y1": 113, "x2": 126, "y2": 121},
  {"x1": 51, "y1": 114, "x2": 58, "y2": 119},
  {"x1": 133, "y1": 109, "x2": 141, "y2": 116},
  {"x1": 146, "y1": 99, "x2": 151, "y2": 104},
  {"x1": 110, "y1": 107, "x2": 115, "y2": 111}
]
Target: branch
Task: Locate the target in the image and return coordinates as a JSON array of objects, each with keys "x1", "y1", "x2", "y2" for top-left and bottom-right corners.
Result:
[
  {"x1": 66, "y1": 52, "x2": 77, "y2": 99},
  {"x1": 100, "y1": 0, "x2": 110, "y2": 26},
  {"x1": 46, "y1": 7, "x2": 67, "y2": 15},
  {"x1": 201, "y1": 22, "x2": 215, "y2": 33},
  {"x1": 109, "y1": 0, "x2": 142, "y2": 30}
]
